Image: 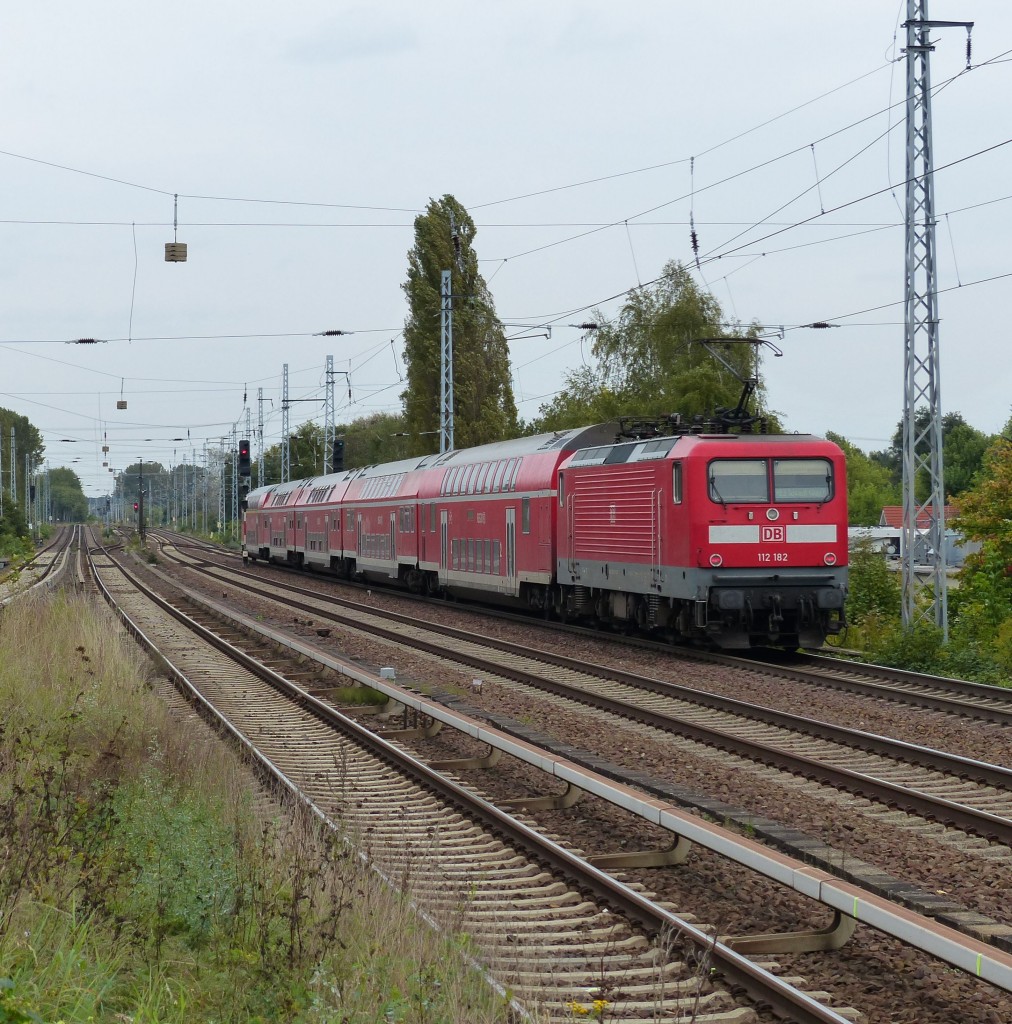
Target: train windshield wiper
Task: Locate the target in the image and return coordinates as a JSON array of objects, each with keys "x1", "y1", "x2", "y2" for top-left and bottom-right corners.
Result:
[{"x1": 709, "y1": 475, "x2": 727, "y2": 510}]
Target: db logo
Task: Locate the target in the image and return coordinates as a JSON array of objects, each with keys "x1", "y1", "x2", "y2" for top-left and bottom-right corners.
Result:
[{"x1": 761, "y1": 526, "x2": 785, "y2": 543}]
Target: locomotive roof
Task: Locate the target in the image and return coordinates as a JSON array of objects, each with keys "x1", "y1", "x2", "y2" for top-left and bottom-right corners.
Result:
[{"x1": 565, "y1": 432, "x2": 825, "y2": 468}]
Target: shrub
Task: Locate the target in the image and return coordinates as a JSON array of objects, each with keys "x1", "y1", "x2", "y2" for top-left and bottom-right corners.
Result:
[
  {"x1": 865, "y1": 619, "x2": 946, "y2": 673},
  {"x1": 845, "y1": 538, "x2": 901, "y2": 624}
]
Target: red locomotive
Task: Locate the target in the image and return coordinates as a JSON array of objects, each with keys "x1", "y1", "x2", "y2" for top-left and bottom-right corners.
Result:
[{"x1": 243, "y1": 422, "x2": 847, "y2": 649}]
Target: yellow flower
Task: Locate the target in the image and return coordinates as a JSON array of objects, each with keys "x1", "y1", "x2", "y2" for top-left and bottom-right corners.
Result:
[{"x1": 593, "y1": 999, "x2": 609, "y2": 1012}]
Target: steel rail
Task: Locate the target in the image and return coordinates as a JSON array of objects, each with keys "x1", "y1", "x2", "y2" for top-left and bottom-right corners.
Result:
[{"x1": 162, "y1": 547, "x2": 1012, "y2": 844}]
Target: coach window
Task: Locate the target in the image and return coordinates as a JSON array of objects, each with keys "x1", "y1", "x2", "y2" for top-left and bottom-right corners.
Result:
[
  {"x1": 558, "y1": 472, "x2": 565, "y2": 507},
  {"x1": 506, "y1": 458, "x2": 521, "y2": 491},
  {"x1": 773, "y1": 458, "x2": 833, "y2": 502},
  {"x1": 522, "y1": 497, "x2": 531, "y2": 534},
  {"x1": 466, "y1": 465, "x2": 479, "y2": 494},
  {"x1": 491, "y1": 460, "x2": 507, "y2": 492},
  {"x1": 672, "y1": 462, "x2": 682, "y2": 504},
  {"x1": 708, "y1": 459, "x2": 768, "y2": 503}
]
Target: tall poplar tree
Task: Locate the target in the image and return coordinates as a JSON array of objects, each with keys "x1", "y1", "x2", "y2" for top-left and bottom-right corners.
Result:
[{"x1": 401, "y1": 195, "x2": 518, "y2": 453}]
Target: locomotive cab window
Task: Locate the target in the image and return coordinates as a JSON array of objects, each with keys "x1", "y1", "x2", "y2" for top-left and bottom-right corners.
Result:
[
  {"x1": 773, "y1": 458, "x2": 833, "y2": 502},
  {"x1": 708, "y1": 459, "x2": 768, "y2": 503}
]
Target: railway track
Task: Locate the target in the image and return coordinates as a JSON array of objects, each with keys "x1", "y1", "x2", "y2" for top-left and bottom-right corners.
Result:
[
  {"x1": 156, "y1": 537, "x2": 1012, "y2": 855},
  {"x1": 0, "y1": 524, "x2": 73, "y2": 606},
  {"x1": 87, "y1": 532, "x2": 858, "y2": 1023},
  {"x1": 128, "y1": 532, "x2": 1012, "y2": 1011},
  {"x1": 163, "y1": 530, "x2": 1012, "y2": 725}
]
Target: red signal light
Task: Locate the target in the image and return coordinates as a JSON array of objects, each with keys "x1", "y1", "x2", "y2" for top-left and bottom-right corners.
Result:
[{"x1": 133, "y1": 502, "x2": 139, "y2": 511}]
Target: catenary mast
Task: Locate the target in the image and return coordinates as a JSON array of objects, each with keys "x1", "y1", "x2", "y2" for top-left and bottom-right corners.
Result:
[{"x1": 901, "y1": 1, "x2": 971, "y2": 638}]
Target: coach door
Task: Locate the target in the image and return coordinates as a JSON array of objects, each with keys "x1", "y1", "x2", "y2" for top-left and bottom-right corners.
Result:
[
  {"x1": 389, "y1": 512, "x2": 397, "y2": 577},
  {"x1": 651, "y1": 488, "x2": 663, "y2": 587},
  {"x1": 566, "y1": 494, "x2": 577, "y2": 576},
  {"x1": 439, "y1": 510, "x2": 448, "y2": 580},
  {"x1": 505, "y1": 507, "x2": 516, "y2": 593}
]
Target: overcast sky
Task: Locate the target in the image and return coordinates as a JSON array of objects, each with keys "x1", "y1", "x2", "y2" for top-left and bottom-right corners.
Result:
[{"x1": 2, "y1": 2, "x2": 1010, "y2": 498}]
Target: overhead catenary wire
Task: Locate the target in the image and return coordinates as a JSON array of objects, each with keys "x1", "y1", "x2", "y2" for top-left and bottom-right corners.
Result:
[
  {"x1": 6, "y1": 50, "x2": 1002, "y2": 258},
  {"x1": 481, "y1": 47, "x2": 1011, "y2": 267},
  {"x1": 944, "y1": 213, "x2": 963, "y2": 287},
  {"x1": 127, "y1": 223, "x2": 138, "y2": 343},
  {"x1": 469, "y1": 59, "x2": 899, "y2": 210},
  {"x1": 9, "y1": 35, "x2": 1012, "y2": 473},
  {"x1": 495, "y1": 130, "x2": 1012, "y2": 331}
]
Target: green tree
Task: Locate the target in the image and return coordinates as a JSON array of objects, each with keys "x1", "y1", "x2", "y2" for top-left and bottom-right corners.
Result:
[
  {"x1": 879, "y1": 410, "x2": 992, "y2": 499},
  {"x1": 530, "y1": 262, "x2": 775, "y2": 434},
  {"x1": 401, "y1": 195, "x2": 518, "y2": 453},
  {"x1": 341, "y1": 411, "x2": 410, "y2": 467},
  {"x1": 260, "y1": 423, "x2": 327, "y2": 483},
  {"x1": 0, "y1": 407, "x2": 45, "y2": 554},
  {"x1": 825, "y1": 432, "x2": 899, "y2": 526},
  {"x1": 48, "y1": 467, "x2": 89, "y2": 522},
  {"x1": 945, "y1": 439, "x2": 1012, "y2": 682},
  {"x1": 523, "y1": 365, "x2": 625, "y2": 434},
  {"x1": 950, "y1": 439, "x2": 1012, "y2": 569}
]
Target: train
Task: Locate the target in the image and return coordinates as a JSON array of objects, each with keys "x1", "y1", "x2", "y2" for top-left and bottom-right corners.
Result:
[{"x1": 242, "y1": 422, "x2": 848, "y2": 649}]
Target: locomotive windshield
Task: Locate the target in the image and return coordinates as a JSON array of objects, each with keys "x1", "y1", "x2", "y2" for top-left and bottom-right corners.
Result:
[
  {"x1": 773, "y1": 458, "x2": 833, "y2": 502},
  {"x1": 709, "y1": 457, "x2": 834, "y2": 504},
  {"x1": 708, "y1": 460, "x2": 768, "y2": 503}
]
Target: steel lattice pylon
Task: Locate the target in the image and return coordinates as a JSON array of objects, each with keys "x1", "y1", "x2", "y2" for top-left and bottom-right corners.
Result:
[
  {"x1": 901, "y1": 1, "x2": 969, "y2": 638},
  {"x1": 439, "y1": 270, "x2": 454, "y2": 453},
  {"x1": 324, "y1": 355, "x2": 335, "y2": 474},
  {"x1": 257, "y1": 387, "x2": 264, "y2": 488},
  {"x1": 231, "y1": 424, "x2": 238, "y2": 540},
  {"x1": 218, "y1": 440, "x2": 226, "y2": 533},
  {"x1": 281, "y1": 363, "x2": 290, "y2": 484}
]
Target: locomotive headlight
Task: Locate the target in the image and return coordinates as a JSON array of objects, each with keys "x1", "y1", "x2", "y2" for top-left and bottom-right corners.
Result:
[
  {"x1": 824, "y1": 552, "x2": 837, "y2": 565},
  {"x1": 709, "y1": 553, "x2": 723, "y2": 567}
]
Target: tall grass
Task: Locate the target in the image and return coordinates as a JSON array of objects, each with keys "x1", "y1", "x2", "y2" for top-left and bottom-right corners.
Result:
[{"x1": 0, "y1": 592, "x2": 514, "y2": 1023}]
